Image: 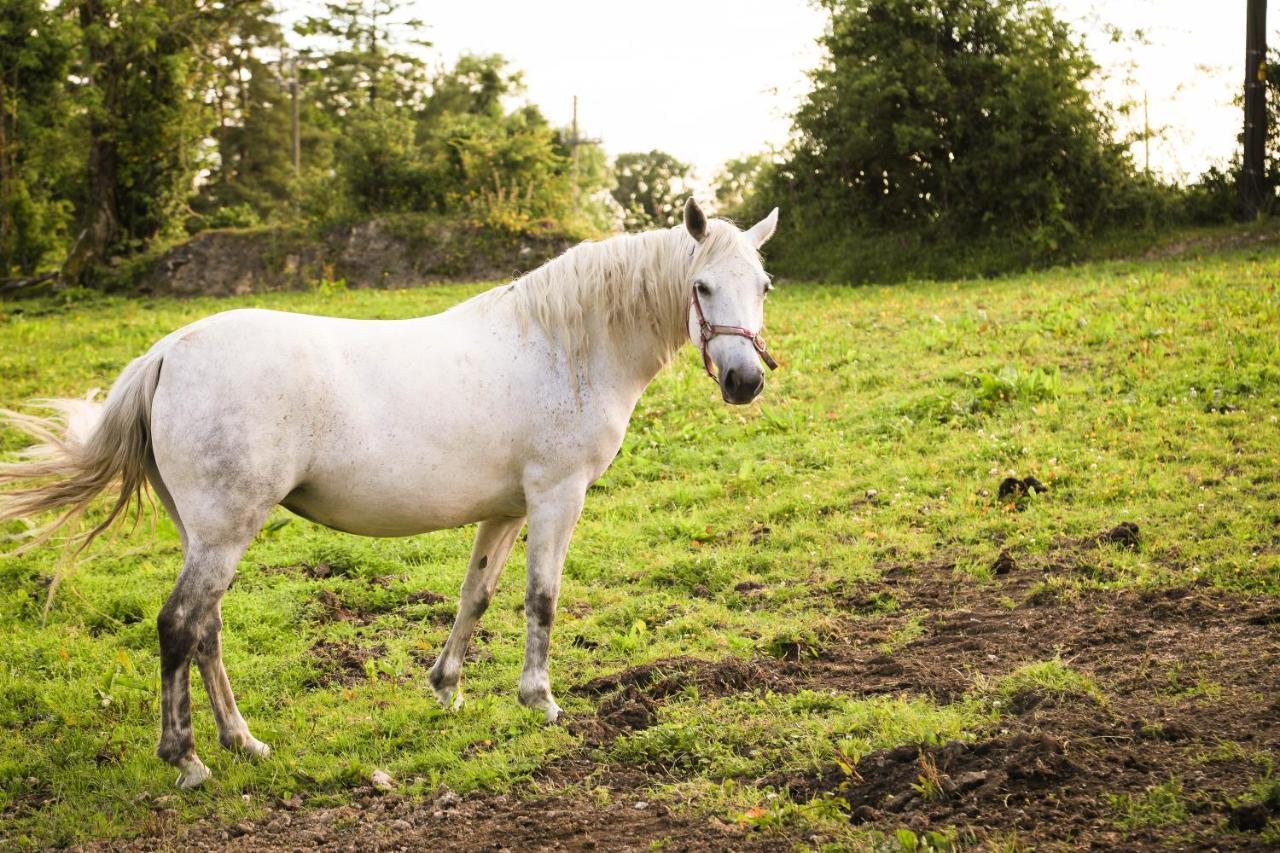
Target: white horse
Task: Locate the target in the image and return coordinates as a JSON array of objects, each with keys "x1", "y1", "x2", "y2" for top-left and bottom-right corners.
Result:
[{"x1": 0, "y1": 199, "x2": 780, "y2": 789}]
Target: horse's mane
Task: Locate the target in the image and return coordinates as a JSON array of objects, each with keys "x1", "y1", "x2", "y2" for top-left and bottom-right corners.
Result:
[{"x1": 484, "y1": 220, "x2": 760, "y2": 371}]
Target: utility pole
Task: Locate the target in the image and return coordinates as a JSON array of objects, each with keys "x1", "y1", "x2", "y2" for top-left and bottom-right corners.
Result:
[
  {"x1": 1143, "y1": 90, "x2": 1150, "y2": 178},
  {"x1": 290, "y1": 55, "x2": 301, "y2": 176},
  {"x1": 565, "y1": 96, "x2": 600, "y2": 215},
  {"x1": 1241, "y1": 0, "x2": 1267, "y2": 220}
]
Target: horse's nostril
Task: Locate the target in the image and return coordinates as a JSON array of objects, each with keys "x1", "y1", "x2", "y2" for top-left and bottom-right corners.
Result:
[{"x1": 723, "y1": 368, "x2": 739, "y2": 394}]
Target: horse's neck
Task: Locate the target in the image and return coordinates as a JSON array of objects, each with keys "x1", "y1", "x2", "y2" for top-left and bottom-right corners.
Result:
[{"x1": 588, "y1": 234, "x2": 689, "y2": 400}]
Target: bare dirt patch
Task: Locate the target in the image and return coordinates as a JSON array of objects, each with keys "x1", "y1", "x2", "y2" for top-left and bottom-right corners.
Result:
[{"x1": 770, "y1": 549, "x2": 1280, "y2": 848}]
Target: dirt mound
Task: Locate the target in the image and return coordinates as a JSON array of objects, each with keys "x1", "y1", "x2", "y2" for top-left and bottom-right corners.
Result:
[
  {"x1": 135, "y1": 219, "x2": 578, "y2": 297},
  {"x1": 777, "y1": 555, "x2": 1280, "y2": 847},
  {"x1": 568, "y1": 656, "x2": 783, "y2": 743}
]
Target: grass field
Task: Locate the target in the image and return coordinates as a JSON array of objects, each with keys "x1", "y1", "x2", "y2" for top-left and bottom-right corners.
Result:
[{"x1": 1, "y1": 236, "x2": 1278, "y2": 850}]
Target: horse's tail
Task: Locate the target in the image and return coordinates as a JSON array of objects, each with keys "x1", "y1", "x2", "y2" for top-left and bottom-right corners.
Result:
[{"x1": 0, "y1": 348, "x2": 166, "y2": 553}]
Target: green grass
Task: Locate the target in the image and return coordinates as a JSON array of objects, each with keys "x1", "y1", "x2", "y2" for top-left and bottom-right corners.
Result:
[
  {"x1": 1, "y1": 236, "x2": 1279, "y2": 846},
  {"x1": 1108, "y1": 779, "x2": 1189, "y2": 830}
]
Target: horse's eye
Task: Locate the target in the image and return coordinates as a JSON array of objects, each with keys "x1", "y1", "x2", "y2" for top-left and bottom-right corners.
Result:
[{"x1": 696, "y1": 280, "x2": 712, "y2": 297}]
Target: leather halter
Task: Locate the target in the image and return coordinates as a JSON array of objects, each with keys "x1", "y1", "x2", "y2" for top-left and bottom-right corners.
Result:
[{"x1": 690, "y1": 285, "x2": 779, "y2": 382}]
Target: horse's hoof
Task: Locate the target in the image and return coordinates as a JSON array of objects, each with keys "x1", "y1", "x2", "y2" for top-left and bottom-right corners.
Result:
[
  {"x1": 241, "y1": 737, "x2": 271, "y2": 759},
  {"x1": 175, "y1": 756, "x2": 212, "y2": 790},
  {"x1": 518, "y1": 687, "x2": 560, "y2": 724},
  {"x1": 433, "y1": 682, "x2": 464, "y2": 712}
]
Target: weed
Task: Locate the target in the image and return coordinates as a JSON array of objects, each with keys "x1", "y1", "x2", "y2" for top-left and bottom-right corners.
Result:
[{"x1": 1108, "y1": 779, "x2": 1188, "y2": 830}]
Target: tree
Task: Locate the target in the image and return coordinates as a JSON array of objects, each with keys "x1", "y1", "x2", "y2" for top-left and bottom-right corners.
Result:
[
  {"x1": 775, "y1": 0, "x2": 1140, "y2": 250},
  {"x1": 194, "y1": 1, "x2": 295, "y2": 227},
  {"x1": 611, "y1": 150, "x2": 692, "y2": 231},
  {"x1": 62, "y1": 0, "x2": 244, "y2": 283},
  {"x1": 0, "y1": 0, "x2": 78, "y2": 278},
  {"x1": 295, "y1": 0, "x2": 430, "y2": 113},
  {"x1": 712, "y1": 154, "x2": 771, "y2": 220}
]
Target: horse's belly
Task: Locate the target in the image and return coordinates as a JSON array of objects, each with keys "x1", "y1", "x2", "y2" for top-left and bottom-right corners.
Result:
[{"x1": 280, "y1": 465, "x2": 526, "y2": 537}]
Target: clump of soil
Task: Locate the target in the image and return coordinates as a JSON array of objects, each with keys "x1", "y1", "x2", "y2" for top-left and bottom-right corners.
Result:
[
  {"x1": 991, "y1": 549, "x2": 1018, "y2": 575},
  {"x1": 997, "y1": 476, "x2": 1046, "y2": 509},
  {"x1": 1089, "y1": 521, "x2": 1141, "y2": 550},
  {"x1": 303, "y1": 639, "x2": 386, "y2": 688},
  {"x1": 312, "y1": 589, "x2": 376, "y2": 625}
]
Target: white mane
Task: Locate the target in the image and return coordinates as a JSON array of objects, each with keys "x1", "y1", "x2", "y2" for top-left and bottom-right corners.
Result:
[{"x1": 489, "y1": 220, "x2": 761, "y2": 370}]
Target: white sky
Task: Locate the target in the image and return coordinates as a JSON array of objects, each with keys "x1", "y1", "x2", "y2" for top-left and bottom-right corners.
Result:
[{"x1": 280, "y1": 1, "x2": 1255, "y2": 185}]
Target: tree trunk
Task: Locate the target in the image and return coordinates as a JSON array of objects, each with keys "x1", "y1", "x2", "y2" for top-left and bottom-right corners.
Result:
[{"x1": 1240, "y1": 0, "x2": 1268, "y2": 220}]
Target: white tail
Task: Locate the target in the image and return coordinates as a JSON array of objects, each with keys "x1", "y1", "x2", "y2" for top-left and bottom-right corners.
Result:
[{"x1": 0, "y1": 349, "x2": 165, "y2": 552}]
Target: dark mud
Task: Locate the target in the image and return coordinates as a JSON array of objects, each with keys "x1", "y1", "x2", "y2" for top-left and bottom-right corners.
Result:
[{"x1": 78, "y1": 540, "x2": 1280, "y2": 851}]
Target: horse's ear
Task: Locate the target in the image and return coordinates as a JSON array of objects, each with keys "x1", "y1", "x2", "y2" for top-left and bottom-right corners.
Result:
[
  {"x1": 745, "y1": 207, "x2": 779, "y2": 248},
  {"x1": 684, "y1": 198, "x2": 708, "y2": 243}
]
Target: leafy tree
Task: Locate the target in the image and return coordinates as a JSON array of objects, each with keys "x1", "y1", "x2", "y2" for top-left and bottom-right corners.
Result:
[
  {"x1": 712, "y1": 154, "x2": 771, "y2": 220},
  {"x1": 194, "y1": 1, "x2": 295, "y2": 227},
  {"x1": 420, "y1": 53, "x2": 521, "y2": 123},
  {"x1": 63, "y1": 0, "x2": 245, "y2": 282},
  {"x1": 611, "y1": 150, "x2": 692, "y2": 230},
  {"x1": 775, "y1": 0, "x2": 1142, "y2": 251},
  {"x1": 0, "y1": 0, "x2": 78, "y2": 277},
  {"x1": 295, "y1": 0, "x2": 431, "y2": 112}
]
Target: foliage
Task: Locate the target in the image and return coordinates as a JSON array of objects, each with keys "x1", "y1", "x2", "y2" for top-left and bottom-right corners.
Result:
[
  {"x1": 611, "y1": 150, "x2": 693, "y2": 231},
  {"x1": 0, "y1": 0, "x2": 78, "y2": 276},
  {"x1": 294, "y1": 0, "x2": 431, "y2": 112},
  {"x1": 192, "y1": 1, "x2": 296, "y2": 227},
  {"x1": 712, "y1": 154, "x2": 772, "y2": 220},
  {"x1": 751, "y1": 0, "x2": 1160, "y2": 281}
]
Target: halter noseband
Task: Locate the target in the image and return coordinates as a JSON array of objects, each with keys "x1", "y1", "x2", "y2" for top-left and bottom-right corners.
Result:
[{"x1": 690, "y1": 285, "x2": 779, "y2": 382}]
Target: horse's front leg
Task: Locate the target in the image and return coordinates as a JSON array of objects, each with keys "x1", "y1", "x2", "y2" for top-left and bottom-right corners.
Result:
[
  {"x1": 518, "y1": 480, "x2": 587, "y2": 723},
  {"x1": 429, "y1": 516, "x2": 525, "y2": 709}
]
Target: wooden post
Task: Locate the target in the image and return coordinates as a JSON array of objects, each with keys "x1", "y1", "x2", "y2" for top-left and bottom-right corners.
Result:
[{"x1": 1241, "y1": 0, "x2": 1268, "y2": 220}]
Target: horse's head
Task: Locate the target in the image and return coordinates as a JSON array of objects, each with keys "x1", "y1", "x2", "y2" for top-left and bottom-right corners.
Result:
[{"x1": 683, "y1": 198, "x2": 780, "y2": 405}]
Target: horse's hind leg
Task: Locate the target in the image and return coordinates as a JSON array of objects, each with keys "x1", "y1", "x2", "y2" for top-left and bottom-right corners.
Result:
[
  {"x1": 156, "y1": 528, "x2": 268, "y2": 789},
  {"x1": 194, "y1": 600, "x2": 269, "y2": 758},
  {"x1": 429, "y1": 516, "x2": 525, "y2": 709}
]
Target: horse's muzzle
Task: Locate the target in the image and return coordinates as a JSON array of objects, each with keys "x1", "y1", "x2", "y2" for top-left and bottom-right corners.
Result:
[{"x1": 721, "y1": 366, "x2": 764, "y2": 405}]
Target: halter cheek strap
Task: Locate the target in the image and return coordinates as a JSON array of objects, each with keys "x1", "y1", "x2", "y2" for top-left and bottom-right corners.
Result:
[{"x1": 691, "y1": 286, "x2": 779, "y2": 382}]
